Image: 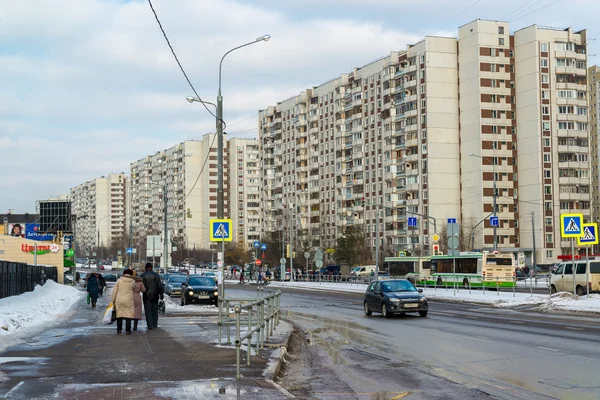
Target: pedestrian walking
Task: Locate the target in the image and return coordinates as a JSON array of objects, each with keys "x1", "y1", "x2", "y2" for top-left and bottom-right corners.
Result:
[
  {"x1": 85, "y1": 272, "x2": 100, "y2": 308},
  {"x1": 239, "y1": 266, "x2": 245, "y2": 284},
  {"x1": 98, "y1": 273, "x2": 106, "y2": 296},
  {"x1": 141, "y1": 262, "x2": 164, "y2": 330},
  {"x1": 111, "y1": 269, "x2": 136, "y2": 335},
  {"x1": 131, "y1": 270, "x2": 146, "y2": 332}
]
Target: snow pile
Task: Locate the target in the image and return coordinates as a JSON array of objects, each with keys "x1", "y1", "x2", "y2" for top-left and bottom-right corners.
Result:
[
  {"x1": 163, "y1": 295, "x2": 220, "y2": 313},
  {"x1": 0, "y1": 281, "x2": 83, "y2": 352},
  {"x1": 536, "y1": 293, "x2": 600, "y2": 313}
]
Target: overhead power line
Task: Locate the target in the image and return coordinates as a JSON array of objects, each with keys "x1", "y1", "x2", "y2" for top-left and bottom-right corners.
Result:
[
  {"x1": 146, "y1": 0, "x2": 225, "y2": 129},
  {"x1": 510, "y1": 0, "x2": 563, "y2": 23}
]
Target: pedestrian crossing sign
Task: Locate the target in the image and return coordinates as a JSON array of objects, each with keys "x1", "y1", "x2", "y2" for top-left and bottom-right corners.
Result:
[
  {"x1": 560, "y1": 213, "x2": 583, "y2": 238},
  {"x1": 209, "y1": 219, "x2": 232, "y2": 242},
  {"x1": 577, "y1": 223, "x2": 598, "y2": 246}
]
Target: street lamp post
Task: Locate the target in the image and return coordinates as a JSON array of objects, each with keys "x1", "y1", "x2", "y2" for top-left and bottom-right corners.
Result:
[
  {"x1": 469, "y1": 152, "x2": 497, "y2": 250},
  {"x1": 186, "y1": 34, "x2": 270, "y2": 311}
]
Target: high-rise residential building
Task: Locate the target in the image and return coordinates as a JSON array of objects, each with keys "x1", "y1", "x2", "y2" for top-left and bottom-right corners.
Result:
[
  {"x1": 513, "y1": 25, "x2": 590, "y2": 264},
  {"x1": 259, "y1": 19, "x2": 590, "y2": 266},
  {"x1": 589, "y1": 65, "x2": 600, "y2": 224},
  {"x1": 259, "y1": 36, "x2": 461, "y2": 261},
  {"x1": 228, "y1": 137, "x2": 262, "y2": 248},
  {"x1": 70, "y1": 173, "x2": 127, "y2": 255},
  {"x1": 129, "y1": 135, "x2": 222, "y2": 257}
]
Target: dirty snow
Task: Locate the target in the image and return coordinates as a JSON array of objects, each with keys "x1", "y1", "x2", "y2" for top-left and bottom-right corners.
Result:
[
  {"x1": 268, "y1": 281, "x2": 600, "y2": 313},
  {"x1": 0, "y1": 281, "x2": 84, "y2": 352},
  {"x1": 163, "y1": 295, "x2": 220, "y2": 314}
]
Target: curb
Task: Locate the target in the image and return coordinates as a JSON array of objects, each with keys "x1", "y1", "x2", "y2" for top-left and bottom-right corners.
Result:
[{"x1": 266, "y1": 325, "x2": 292, "y2": 381}]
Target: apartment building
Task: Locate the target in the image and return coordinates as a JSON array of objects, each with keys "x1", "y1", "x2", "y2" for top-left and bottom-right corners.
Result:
[
  {"x1": 514, "y1": 25, "x2": 590, "y2": 264},
  {"x1": 129, "y1": 135, "x2": 224, "y2": 257},
  {"x1": 70, "y1": 173, "x2": 127, "y2": 254},
  {"x1": 589, "y1": 65, "x2": 600, "y2": 223},
  {"x1": 259, "y1": 36, "x2": 461, "y2": 259},
  {"x1": 228, "y1": 138, "x2": 262, "y2": 248},
  {"x1": 260, "y1": 19, "x2": 590, "y2": 265}
]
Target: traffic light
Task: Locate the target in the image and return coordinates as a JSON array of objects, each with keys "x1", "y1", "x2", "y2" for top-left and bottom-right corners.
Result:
[
  {"x1": 292, "y1": 251, "x2": 296, "y2": 258},
  {"x1": 286, "y1": 244, "x2": 291, "y2": 257},
  {"x1": 362, "y1": 197, "x2": 365, "y2": 207},
  {"x1": 186, "y1": 208, "x2": 192, "y2": 218}
]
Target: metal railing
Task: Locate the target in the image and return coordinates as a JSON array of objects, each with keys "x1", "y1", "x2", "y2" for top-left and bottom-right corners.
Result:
[{"x1": 216, "y1": 287, "x2": 282, "y2": 380}]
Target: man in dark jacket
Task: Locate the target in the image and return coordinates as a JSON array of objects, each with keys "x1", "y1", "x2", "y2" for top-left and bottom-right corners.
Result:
[
  {"x1": 97, "y1": 274, "x2": 107, "y2": 296},
  {"x1": 141, "y1": 262, "x2": 164, "y2": 330}
]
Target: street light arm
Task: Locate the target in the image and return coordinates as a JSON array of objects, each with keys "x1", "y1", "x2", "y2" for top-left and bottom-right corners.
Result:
[{"x1": 218, "y1": 35, "x2": 270, "y2": 97}]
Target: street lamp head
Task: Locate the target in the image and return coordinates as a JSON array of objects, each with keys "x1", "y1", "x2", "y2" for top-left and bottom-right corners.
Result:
[
  {"x1": 257, "y1": 34, "x2": 271, "y2": 42},
  {"x1": 186, "y1": 96, "x2": 197, "y2": 103}
]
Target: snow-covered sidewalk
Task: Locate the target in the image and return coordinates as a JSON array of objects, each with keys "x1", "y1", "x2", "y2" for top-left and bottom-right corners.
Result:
[
  {"x1": 267, "y1": 281, "x2": 600, "y2": 314},
  {"x1": 0, "y1": 281, "x2": 84, "y2": 352}
]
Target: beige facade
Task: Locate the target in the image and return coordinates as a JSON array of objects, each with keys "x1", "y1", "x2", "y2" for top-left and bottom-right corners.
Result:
[
  {"x1": 259, "y1": 36, "x2": 461, "y2": 259},
  {"x1": 259, "y1": 19, "x2": 591, "y2": 266},
  {"x1": 70, "y1": 173, "x2": 127, "y2": 256},
  {"x1": 514, "y1": 25, "x2": 590, "y2": 264},
  {"x1": 590, "y1": 66, "x2": 600, "y2": 224},
  {"x1": 228, "y1": 138, "x2": 261, "y2": 248},
  {"x1": 129, "y1": 134, "x2": 231, "y2": 255},
  {"x1": 1, "y1": 236, "x2": 65, "y2": 283}
]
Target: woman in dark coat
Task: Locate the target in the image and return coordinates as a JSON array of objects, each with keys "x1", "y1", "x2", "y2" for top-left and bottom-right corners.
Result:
[{"x1": 86, "y1": 273, "x2": 100, "y2": 308}]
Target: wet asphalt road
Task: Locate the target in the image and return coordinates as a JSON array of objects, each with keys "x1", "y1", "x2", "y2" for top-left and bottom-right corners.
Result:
[{"x1": 228, "y1": 284, "x2": 600, "y2": 400}]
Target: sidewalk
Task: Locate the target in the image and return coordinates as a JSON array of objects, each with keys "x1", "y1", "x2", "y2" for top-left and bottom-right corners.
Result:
[{"x1": 0, "y1": 286, "x2": 293, "y2": 400}]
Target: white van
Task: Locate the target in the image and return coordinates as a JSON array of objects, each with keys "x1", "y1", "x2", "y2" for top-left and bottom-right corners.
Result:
[
  {"x1": 351, "y1": 265, "x2": 377, "y2": 277},
  {"x1": 549, "y1": 260, "x2": 600, "y2": 295}
]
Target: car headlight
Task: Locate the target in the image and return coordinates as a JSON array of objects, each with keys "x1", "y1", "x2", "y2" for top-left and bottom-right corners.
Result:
[
  {"x1": 420, "y1": 297, "x2": 427, "y2": 302},
  {"x1": 389, "y1": 298, "x2": 401, "y2": 303},
  {"x1": 214, "y1": 291, "x2": 219, "y2": 296},
  {"x1": 188, "y1": 290, "x2": 194, "y2": 296}
]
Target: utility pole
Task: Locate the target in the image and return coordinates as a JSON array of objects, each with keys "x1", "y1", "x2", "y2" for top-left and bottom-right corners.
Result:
[
  {"x1": 97, "y1": 230, "x2": 101, "y2": 264},
  {"x1": 128, "y1": 208, "x2": 133, "y2": 268},
  {"x1": 375, "y1": 204, "x2": 380, "y2": 279},
  {"x1": 531, "y1": 210, "x2": 536, "y2": 269},
  {"x1": 492, "y1": 168, "x2": 498, "y2": 251},
  {"x1": 289, "y1": 204, "x2": 294, "y2": 282}
]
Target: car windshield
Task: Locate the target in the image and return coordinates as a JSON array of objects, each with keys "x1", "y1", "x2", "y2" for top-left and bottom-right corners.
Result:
[
  {"x1": 381, "y1": 280, "x2": 416, "y2": 293},
  {"x1": 188, "y1": 277, "x2": 216, "y2": 287},
  {"x1": 168, "y1": 275, "x2": 187, "y2": 283}
]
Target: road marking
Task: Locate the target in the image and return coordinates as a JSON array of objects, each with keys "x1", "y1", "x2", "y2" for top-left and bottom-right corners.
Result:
[
  {"x1": 537, "y1": 346, "x2": 554, "y2": 351},
  {"x1": 566, "y1": 326, "x2": 584, "y2": 331},
  {"x1": 466, "y1": 316, "x2": 479, "y2": 319},
  {"x1": 483, "y1": 382, "x2": 507, "y2": 390},
  {"x1": 509, "y1": 320, "x2": 524, "y2": 324},
  {"x1": 391, "y1": 393, "x2": 411, "y2": 400}
]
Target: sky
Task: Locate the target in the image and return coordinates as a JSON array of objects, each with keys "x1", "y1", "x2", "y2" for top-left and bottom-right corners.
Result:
[{"x1": 1, "y1": 0, "x2": 599, "y2": 213}]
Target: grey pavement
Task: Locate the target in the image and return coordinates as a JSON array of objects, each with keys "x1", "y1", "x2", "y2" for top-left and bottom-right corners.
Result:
[{"x1": 0, "y1": 286, "x2": 289, "y2": 400}]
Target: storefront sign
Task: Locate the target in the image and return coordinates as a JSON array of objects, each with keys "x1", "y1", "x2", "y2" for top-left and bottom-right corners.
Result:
[
  {"x1": 25, "y1": 223, "x2": 55, "y2": 241},
  {"x1": 21, "y1": 243, "x2": 60, "y2": 255}
]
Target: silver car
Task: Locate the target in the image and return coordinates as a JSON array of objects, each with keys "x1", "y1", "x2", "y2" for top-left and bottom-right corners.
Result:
[{"x1": 165, "y1": 274, "x2": 187, "y2": 296}]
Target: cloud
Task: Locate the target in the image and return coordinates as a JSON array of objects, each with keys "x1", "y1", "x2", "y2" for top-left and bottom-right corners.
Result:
[{"x1": 0, "y1": 0, "x2": 598, "y2": 211}]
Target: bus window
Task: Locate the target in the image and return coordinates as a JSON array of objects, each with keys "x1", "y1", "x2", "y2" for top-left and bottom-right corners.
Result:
[
  {"x1": 486, "y1": 257, "x2": 512, "y2": 266},
  {"x1": 388, "y1": 261, "x2": 416, "y2": 276},
  {"x1": 422, "y1": 261, "x2": 431, "y2": 269}
]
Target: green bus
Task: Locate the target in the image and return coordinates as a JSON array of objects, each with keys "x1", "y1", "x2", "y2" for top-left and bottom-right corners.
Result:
[{"x1": 384, "y1": 252, "x2": 516, "y2": 288}]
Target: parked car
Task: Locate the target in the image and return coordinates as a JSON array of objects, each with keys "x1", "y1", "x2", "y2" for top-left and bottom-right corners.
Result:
[
  {"x1": 180, "y1": 276, "x2": 218, "y2": 306},
  {"x1": 364, "y1": 279, "x2": 428, "y2": 318},
  {"x1": 202, "y1": 271, "x2": 217, "y2": 278},
  {"x1": 165, "y1": 274, "x2": 187, "y2": 297},
  {"x1": 102, "y1": 273, "x2": 117, "y2": 282}
]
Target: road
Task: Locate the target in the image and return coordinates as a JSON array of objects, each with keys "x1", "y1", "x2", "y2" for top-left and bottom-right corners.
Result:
[{"x1": 228, "y1": 284, "x2": 600, "y2": 400}]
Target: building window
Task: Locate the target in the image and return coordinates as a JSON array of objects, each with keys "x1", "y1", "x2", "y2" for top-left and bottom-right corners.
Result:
[
  {"x1": 542, "y1": 106, "x2": 549, "y2": 115},
  {"x1": 544, "y1": 185, "x2": 552, "y2": 194},
  {"x1": 546, "y1": 250, "x2": 553, "y2": 258},
  {"x1": 543, "y1": 122, "x2": 550, "y2": 131},
  {"x1": 541, "y1": 74, "x2": 549, "y2": 83},
  {"x1": 545, "y1": 202, "x2": 552, "y2": 211},
  {"x1": 540, "y1": 42, "x2": 548, "y2": 52},
  {"x1": 543, "y1": 154, "x2": 551, "y2": 162},
  {"x1": 544, "y1": 170, "x2": 551, "y2": 178},
  {"x1": 546, "y1": 234, "x2": 553, "y2": 243},
  {"x1": 545, "y1": 217, "x2": 552, "y2": 226},
  {"x1": 541, "y1": 58, "x2": 548, "y2": 67},
  {"x1": 543, "y1": 138, "x2": 550, "y2": 146},
  {"x1": 498, "y1": 26, "x2": 504, "y2": 34},
  {"x1": 499, "y1": 38, "x2": 505, "y2": 46},
  {"x1": 541, "y1": 90, "x2": 549, "y2": 99}
]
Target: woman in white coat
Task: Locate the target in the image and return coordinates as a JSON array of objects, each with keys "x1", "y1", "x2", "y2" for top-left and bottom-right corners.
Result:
[{"x1": 111, "y1": 269, "x2": 136, "y2": 335}]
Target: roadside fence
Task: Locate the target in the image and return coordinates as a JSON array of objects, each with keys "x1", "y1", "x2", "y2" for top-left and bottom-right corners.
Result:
[
  {"x1": 0, "y1": 260, "x2": 57, "y2": 299},
  {"x1": 217, "y1": 287, "x2": 282, "y2": 380}
]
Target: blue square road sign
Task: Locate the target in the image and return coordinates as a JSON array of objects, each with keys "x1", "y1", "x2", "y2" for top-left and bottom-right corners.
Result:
[
  {"x1": 560, "y1": 213, "x2": 583, "y2": 238},
  {"x1": 408, "y1": 217, "x2": 417, "y2": 227},
  {"x1": 490, "y1": 216, "x2": 499, "y2": 227}
]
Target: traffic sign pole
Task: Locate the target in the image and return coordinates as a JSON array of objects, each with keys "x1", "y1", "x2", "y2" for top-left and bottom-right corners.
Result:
[{"x1": 572, "y1": 238, "x2": 576, "y2": 296}]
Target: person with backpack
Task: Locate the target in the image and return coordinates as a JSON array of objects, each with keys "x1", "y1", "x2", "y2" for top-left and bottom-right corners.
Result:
[{"x1": 141, "y1": 263, "x2": 164, "y2": 330}]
